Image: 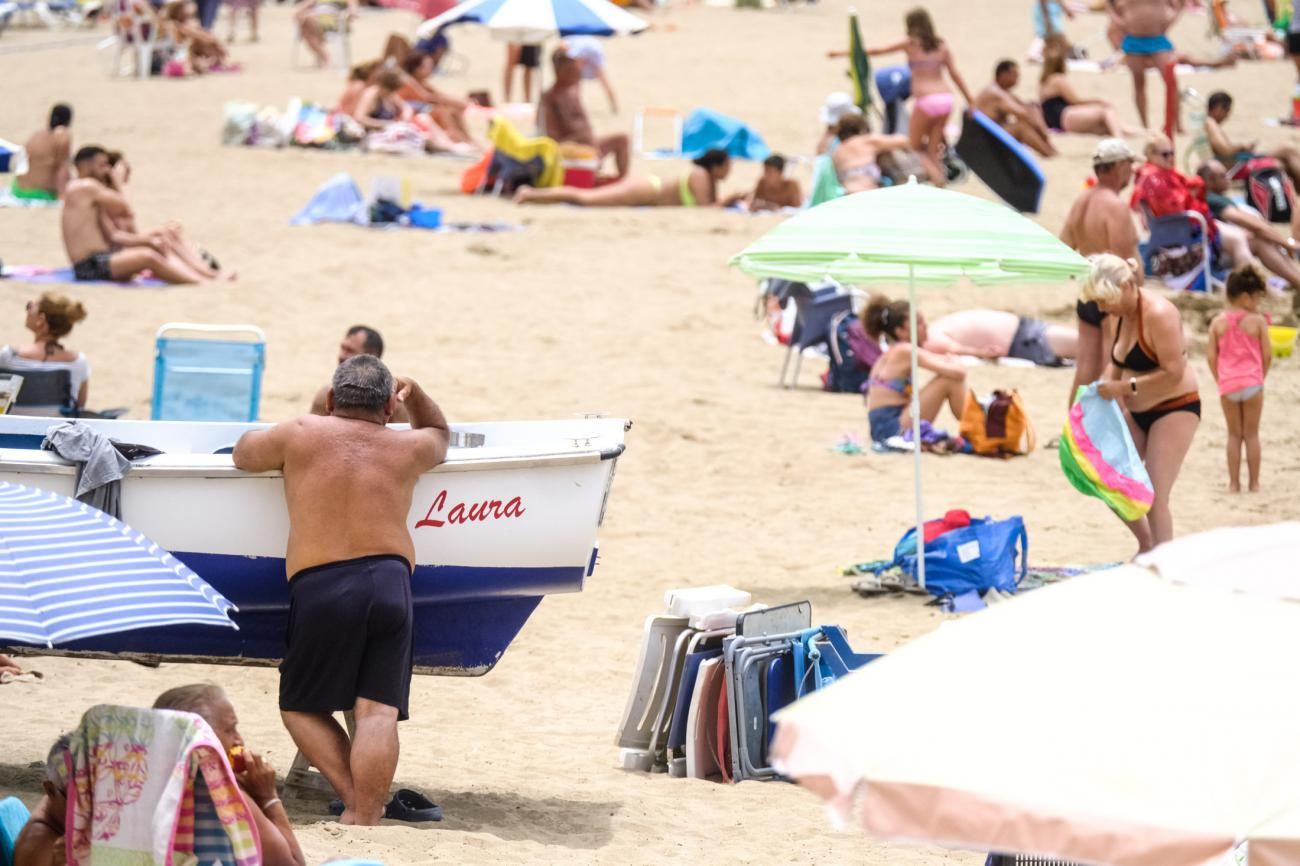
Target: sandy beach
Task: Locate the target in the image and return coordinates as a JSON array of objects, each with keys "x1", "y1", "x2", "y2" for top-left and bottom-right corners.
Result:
[{"x1": 3, "y1": 0, "x2": 1300, "y2": 862}]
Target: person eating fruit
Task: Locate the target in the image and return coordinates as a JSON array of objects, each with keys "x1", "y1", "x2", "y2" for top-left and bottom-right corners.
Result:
[{"x1": 153, "y1": 684, "x2": 306, "y2": 866}]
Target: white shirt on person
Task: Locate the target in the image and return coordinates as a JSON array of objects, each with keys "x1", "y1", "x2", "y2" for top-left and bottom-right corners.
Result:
[{"x1": 0, "y1": 345, "x2": 91, "y2": 404}]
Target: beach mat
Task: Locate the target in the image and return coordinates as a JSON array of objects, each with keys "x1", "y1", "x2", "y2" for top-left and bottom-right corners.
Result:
[
  {"x1": 0, "y1": 265, "x2": 169, "y2": 288},
  {"x1": 955, "y1": 111, "x2": 1045, "y2": 214}
]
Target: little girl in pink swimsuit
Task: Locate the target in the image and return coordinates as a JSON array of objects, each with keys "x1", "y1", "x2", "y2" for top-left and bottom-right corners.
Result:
[{"x1": 1207, "y1": 266, "x2": 1272, "y2": 492}]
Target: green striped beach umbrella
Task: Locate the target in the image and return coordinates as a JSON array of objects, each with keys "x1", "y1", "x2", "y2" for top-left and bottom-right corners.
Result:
[
  {"x1": 731, "y1": 181, "x2": 1089, "y2": 589},
  {"x1": 848, "y1": 10, "x2": 872, "y2": 115}
]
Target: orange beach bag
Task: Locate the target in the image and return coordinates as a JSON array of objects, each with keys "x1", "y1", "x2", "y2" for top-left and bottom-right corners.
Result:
[{"x1": 959, "y1": 390, "x2": 1036, "y2": 457}]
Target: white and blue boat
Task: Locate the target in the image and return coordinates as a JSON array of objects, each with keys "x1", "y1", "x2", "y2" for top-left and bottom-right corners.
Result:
[{"x1": 0, "y1": 414, "x2": 627, "y2": 675}]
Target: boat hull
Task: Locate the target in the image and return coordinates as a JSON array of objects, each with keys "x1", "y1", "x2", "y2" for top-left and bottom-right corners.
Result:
[{"x1": 0, "y1": 416, "x2": 626, "y2": 675}]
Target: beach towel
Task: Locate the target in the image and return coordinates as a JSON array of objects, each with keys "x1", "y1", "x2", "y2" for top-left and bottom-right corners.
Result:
[
  {"x1": 291, "y1": 172, "x2": 369, "y2": 226},
  {"x1": 808, "y1": 152, "x2": 844, "y2": 207},
  {"x1": 66, "y1": 705, "x2": 260, "y2": 866},
  {"x1": 1059, "y1": 384, "x2": 1154, "y2": 521},
  {"x1": 0, "y1": 797, "x2": 30, "y2": 866},
  {"x1": 0, "y1": 266, "x2": 167, "y2": 288},
  {"x1": 679, "y1": 109, "x2": 770, "y2": 162}
]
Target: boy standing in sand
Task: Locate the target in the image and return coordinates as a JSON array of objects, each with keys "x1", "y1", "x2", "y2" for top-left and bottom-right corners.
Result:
[
  {"x1": 1109, "y1": 0, "x2": 1185, "y2": 137},
  {"x1": 233, "y1": 356, "x2": 450, "y2": 827}
]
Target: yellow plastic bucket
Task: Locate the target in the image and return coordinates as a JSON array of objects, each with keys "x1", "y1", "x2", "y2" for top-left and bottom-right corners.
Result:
[{"x1": 1269, "y1": 325, "x2": 1297, "y2": 359}]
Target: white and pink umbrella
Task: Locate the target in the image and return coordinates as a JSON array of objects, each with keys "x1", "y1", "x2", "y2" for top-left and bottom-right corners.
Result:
[{"x1": 771, "y1": 523, "x2": 1300, "y2": 866}]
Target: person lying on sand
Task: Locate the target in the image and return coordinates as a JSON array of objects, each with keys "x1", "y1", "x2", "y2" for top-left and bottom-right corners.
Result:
[
  {"x1": 923, "y1": 309, "x2": 1077, "y2": 365},
  {"x1": 747, "y1": 155, "x2": 802, "y2": 211},
  {"x1": 831, "y1": 113, "x2": 917, "y2": 192},
  {"x1": 154, "y1": 684, "x2": 306, "y2": 866},
  {"x1": 541, "y1": 46, "x2": 629, "y2": 179},
  {"x1": 12, "y1": 103, "x2": 72, "y2": 202},
  {"x1": 62, "y1": 147, "x2": 227, "y2": 285},
  {"x1": 515, "y1": 148, "x2": 741, "y2": 207},
  {"x1": 310, "y1": 325, "x2": 409, "y2": 423},
  {"x1": 974, "y1": 59, "x2": 1057, "y2": 158},
  {"x1": 0, "y1": 654, "x2": 22, "y2": 678}
]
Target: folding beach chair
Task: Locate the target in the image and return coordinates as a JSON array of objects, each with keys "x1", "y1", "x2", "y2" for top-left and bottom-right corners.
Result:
[
  {"x1": 151, "y1": 323, "x2": 265, "y2": 422},
  {"x1": 615, "y1": 614, "x2": 692, "y2": 772},
  {"x1": 779, "y1": 283, "x2": 854, "y2": 389},
  {"x1": 0, "y1": 368, "x2": 127, "y2": 418},
  {"x1": 633, "y1": 107, "x2": 684, "y2": 160},
  {"x1": 1137, "y1": 202, "x2": 1220, "y2": 293}
]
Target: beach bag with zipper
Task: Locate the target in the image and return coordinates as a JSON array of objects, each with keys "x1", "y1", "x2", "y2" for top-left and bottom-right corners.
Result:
[
  {"x1": 822, "y1": 311, "x2": 881, "y2": 394},
  {"x1": 1246, "y1": 158, "x2": 1295, "y2": 224},
  {"x1": 890, "y1": 515, "x2": 1028, "y2": 598},
  {"x1": 959, "y1": 390, "x2": 1036, "y2": 456}
]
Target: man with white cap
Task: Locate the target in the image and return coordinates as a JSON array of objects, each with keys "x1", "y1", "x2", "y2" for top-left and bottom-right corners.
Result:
[
  {"x1": 817, "y1": 92, "x2": 862, "y2": 155},
  {"x1": 562, "y1": 36, "x2": 618, "y2": 114},
  {"x1": 1060, "y1": 137, "x2": 1141, "y2": 406}
]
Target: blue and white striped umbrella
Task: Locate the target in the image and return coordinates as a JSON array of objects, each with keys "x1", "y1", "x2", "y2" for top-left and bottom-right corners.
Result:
[
  {"x1": 0, "y1": 482, "x2": 237, "y2": 647},
  {"x1": 417, "y1": 0, "x2": 648, "y2": 43}
]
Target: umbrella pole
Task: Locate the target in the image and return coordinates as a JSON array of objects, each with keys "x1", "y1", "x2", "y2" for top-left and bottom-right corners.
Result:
[{"x1": 909, "y1": 264, "x2": 925, "y2": 591}]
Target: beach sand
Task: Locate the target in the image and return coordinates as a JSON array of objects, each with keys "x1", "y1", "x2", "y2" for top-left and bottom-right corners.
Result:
[{"x1": 2, "y1": 0, "x2": 1299, "y2": 862}]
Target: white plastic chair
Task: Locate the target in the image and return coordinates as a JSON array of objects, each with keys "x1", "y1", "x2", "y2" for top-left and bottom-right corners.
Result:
[
  {"x1": 97, "y1": 0, "x2": 156, "y2": 78},
  {"x1": 290, "y1": 3, "x2": 351, "y2": 70}
]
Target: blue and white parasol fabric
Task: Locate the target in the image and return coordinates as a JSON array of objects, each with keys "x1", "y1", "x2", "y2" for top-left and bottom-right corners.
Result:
[
  {"x1": 417, "y1": 0, "x2": 648, "y2": 43},
  {"x1": 0, "y1": 482, "x2": 237, "y2": 647}
]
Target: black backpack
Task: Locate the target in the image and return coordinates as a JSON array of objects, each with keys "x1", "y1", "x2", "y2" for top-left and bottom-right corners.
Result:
[{"x1": 1246, "y1": 158, "x2": 1295, "y2": 223}]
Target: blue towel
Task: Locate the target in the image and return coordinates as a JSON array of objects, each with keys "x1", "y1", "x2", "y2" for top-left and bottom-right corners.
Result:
[
  {"x1": 0, "y1": 796, "x2": 31, "y2": 866},
  {"x1": 680, "y1": 108, "x2": 771, "y2": 161},
  {"x1": 290, "y1": 172, "x2": 368, "y2": 226}
]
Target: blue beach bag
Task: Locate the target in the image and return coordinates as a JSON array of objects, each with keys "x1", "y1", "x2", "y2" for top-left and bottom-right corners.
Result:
[{"x1": 893, "y1": 515, "x2": 1028, "y2": 598}]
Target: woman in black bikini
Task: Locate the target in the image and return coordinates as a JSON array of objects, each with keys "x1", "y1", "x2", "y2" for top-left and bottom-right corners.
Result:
[
  {"x1": 1081, "y1": 254, "x2": 1200, "y2": 552},
  {"x1": 1038, "y1": 40, "x2": 1137, "y2": 138}
]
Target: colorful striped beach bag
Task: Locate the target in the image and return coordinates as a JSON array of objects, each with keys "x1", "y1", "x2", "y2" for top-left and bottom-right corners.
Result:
[{"x1": 1059, "y1": 384, "x2": 1153, "y2": 521}]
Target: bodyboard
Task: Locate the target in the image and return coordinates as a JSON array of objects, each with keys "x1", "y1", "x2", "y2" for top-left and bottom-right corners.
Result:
[{"x1": 955, "y1": 110, "x2": 1046, "y2": 213}]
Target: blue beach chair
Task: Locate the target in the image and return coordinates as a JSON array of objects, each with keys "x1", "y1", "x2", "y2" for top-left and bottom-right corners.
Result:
[{"x1": 151, "y1": 324, "x2": 266, "y2": 422}]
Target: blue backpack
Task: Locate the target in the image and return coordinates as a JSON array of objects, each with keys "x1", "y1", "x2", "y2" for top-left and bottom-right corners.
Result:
[
  {"x1": 891, "y1": 515, "x2": 1028, "y2": 598},
  {"x1": 823, "y1": 311, "x2": 881, "y2": 394}
]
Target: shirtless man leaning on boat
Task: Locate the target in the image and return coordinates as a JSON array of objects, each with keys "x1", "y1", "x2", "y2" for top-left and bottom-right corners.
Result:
[{"x1": 233, "y1": 355, "x2": 449, "y2": 826}]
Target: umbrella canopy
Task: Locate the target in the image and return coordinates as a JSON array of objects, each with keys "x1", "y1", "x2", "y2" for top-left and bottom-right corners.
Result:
[
  {"x1": 730, "y1": 181, "x2": 1090, "y2": 286},
  {"x1": 0, "y1": 482, "x2": 237, "y2": 647},
  {"x1": 731, "y1": 182, "x2": 1089, "y2": 588},
  {"x1": 417, "y1": 0, "x2": 648, "y2": 43},
  {"x1": 770, "y1": 523, "x2": 1300, "y2": 866}
]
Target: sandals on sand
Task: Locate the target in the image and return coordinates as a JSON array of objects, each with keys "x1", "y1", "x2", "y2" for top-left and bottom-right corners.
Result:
[{"x1": 327, "y1": 789, "x2": 443, "y2": 823}]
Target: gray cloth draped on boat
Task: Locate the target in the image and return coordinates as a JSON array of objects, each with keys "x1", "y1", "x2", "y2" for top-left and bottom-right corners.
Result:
[{"x1": 41, "y1": 422, "x2": 133, "y2": 517}]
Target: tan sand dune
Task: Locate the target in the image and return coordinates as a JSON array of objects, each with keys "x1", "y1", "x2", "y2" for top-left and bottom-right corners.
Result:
[{"x1": 2, "y1": 0, "x2": 1299, "y2": 862}]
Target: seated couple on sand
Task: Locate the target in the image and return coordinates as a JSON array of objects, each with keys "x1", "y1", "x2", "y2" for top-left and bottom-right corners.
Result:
[
  {"x1": 516, "y1": 148, "x2": 738, "y2": 207},
  {"x1": 338, "y1": 64, "x2": 477, "y2": 156},
  {"x1": 13, "y1": 685, "x2": 305, "y2": 866},
  {"x1": 62, "y1": 146, "x2": 232, "y2": 285}
]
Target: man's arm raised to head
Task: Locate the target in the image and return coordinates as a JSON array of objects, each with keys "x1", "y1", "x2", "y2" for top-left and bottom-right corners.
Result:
[
  {"x1": 232, "y1": 421, "x2": 295, "y2": 473},
  {"x1": 393, "y1": 376, "x2": 450, "y2": 472}
]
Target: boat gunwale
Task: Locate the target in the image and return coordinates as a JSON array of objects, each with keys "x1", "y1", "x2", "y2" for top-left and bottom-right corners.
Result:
[{"x1": 0, "y1": 444, "x2": 625, "y2": 478}]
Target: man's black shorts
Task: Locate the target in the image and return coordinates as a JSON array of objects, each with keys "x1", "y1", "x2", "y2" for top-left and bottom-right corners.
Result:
[
  {"x1": 279, "y1": 554, "x2": 415, "y2": 721},
  {"x1": 518, "y1": 43, "x2": 540, "y2": 68}
]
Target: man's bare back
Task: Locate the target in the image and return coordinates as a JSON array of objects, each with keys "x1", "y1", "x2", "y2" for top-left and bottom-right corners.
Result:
[
  {"x1": 17, "y1": 126, "x2": 70, "y2": 196},
  {"x1": 542, "y1": 83, "x2": 593, "y2": 145},
  {"x1": 233, "y1": 368, "x2": 448, "y2": 578}
]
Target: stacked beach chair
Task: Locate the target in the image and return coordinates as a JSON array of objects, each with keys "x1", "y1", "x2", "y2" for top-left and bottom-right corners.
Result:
[{"x1": 615, "y1": 586, "x2": 878, "y2": 783}]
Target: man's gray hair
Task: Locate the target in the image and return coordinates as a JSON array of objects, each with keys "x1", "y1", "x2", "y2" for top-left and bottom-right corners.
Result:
[{"x1": 332, "y1": 355, "x2": 394, "y2": 413}]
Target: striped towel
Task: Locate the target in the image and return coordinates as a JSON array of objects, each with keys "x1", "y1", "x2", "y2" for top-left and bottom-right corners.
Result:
[{"x1": 67, "y1": 706, "x2": 260, "y2": 866}]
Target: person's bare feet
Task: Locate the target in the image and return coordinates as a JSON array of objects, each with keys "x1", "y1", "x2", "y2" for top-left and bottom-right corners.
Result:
[
  {"x1": 1249, "y1": 482, "x2": 1260, "y2": 492},
  {"x1": 1229, "y1": 481, "x2": 1241, "y2": 493}
]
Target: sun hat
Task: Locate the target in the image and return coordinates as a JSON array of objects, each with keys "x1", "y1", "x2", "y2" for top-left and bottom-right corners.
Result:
[
  {"x1": 1092, "y1": 138, "x2": 1137, "y2": 166},
  {"x1": 820, "y1": 92, "x2": 862, "y2": 127}
]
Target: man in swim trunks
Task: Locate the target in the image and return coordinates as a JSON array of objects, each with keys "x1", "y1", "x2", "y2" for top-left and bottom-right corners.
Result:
[
  {"x1": 923, "y1": 309, "x2": 1077, "y2": 364},
  {"x1": 974, "y1": 60, "x2": 1057, "y2": 158},
  {"x1": 747, "y1": 155, "x2": 803, "y2": 211},
  {"x1": 830, "y1": 113, "x2": 916, "y2": 193},
  {"x1": 61, "y1": 146, "x2": 214, "y2": 285},
  {"x1": 310, "y1": 325, "x2": 409, "y2": 422},
  {"x1": 540, "y1": 47, "x2": 629, "y2": 179},
  {"x1": 1060, "y1": 138, "x2": 1141, "y2": 403},
  {"x1": 232, "y1": 356, "x2": 449, "y2": 826},
  {"x1": 13, "y1": 103, "x2": 72, "y2": 201},
  {"x1": 1204, "y1": 90, "x2": 1300, "y2": 191},
  {"x1": 1110, "y1": 0, "x2": 1183, "y2": 137}
]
